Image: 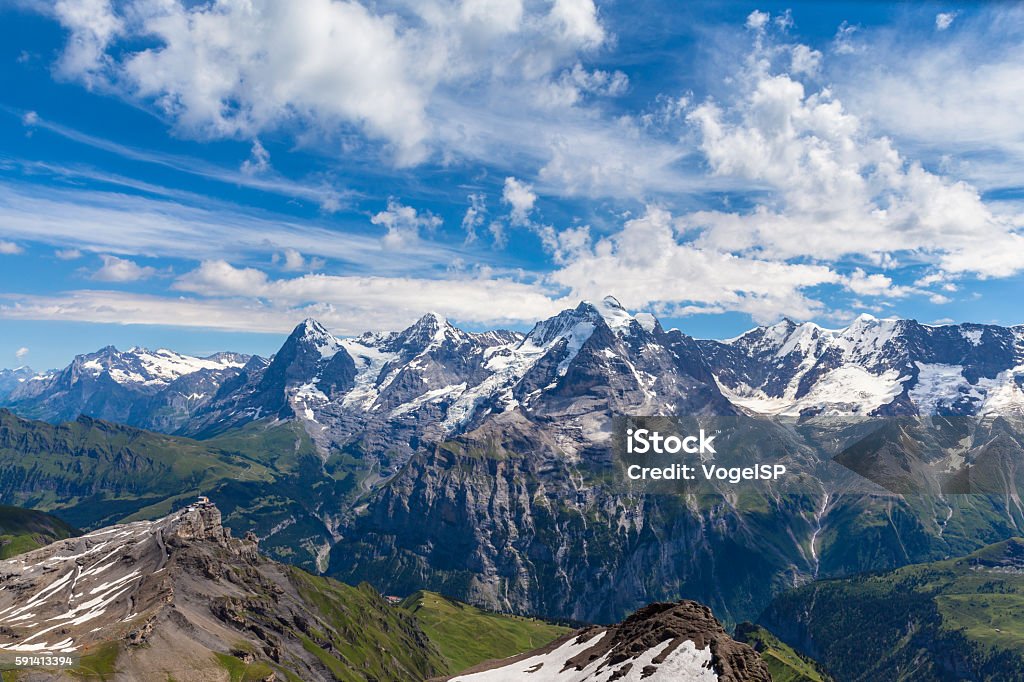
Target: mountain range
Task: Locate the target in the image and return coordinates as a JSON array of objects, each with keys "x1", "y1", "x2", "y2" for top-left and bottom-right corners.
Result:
[
  {"x1": 3, "y1": 298, "x2": 1024, "y2": 629},
  {"x1": 6, "y1": 298, "x2": 1023, "y2": 440}
]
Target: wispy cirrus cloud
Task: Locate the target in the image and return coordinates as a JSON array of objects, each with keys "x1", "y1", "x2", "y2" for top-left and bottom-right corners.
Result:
[
  {"x1": 0, "y1": 265, "x2": 566, "y2": 334},
  {"x1": 826, "y1": 5, "x2": 1024, "y2": 194},
  {"x1": 15, "y1": 110, "x2": 350, "y2": 211},
  {"x1": 0, "y1": 180, "x2": 472, "y2": 275}
]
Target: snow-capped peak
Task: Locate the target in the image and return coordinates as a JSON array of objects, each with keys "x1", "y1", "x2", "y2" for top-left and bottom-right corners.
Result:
[
  {"x1": 592, "y1": 295, "x2": 633, "y2": 332},
  {"x1": 289, "y1": 319, "x2": 342, "y2": 358},
  {"x1": 571, "y1": 296, "x2": 660, "y2": 337},
  {"x1": 71, "y1": 346, "x2": 248, "y2": 387}
]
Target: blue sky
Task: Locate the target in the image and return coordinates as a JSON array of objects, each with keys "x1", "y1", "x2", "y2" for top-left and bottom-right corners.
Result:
[{"x1": 2, "y1": 0, "x2": 1023, "y2": 370}]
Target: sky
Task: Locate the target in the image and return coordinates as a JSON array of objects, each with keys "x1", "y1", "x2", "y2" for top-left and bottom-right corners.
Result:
[{"x1": 1, "y1": 0, "x2": 1023, "y2": 370}]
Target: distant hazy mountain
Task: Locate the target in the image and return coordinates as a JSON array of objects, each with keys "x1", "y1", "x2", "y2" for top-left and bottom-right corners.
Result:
[
  {"x1": 0, "y1": 366, "x2": 34, "y2": 401},
  {"x1": 3, "y1": 346, "x2": 251, "y2": 431}
]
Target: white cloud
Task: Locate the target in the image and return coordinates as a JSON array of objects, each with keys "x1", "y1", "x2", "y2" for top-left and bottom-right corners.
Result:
[
  {"x1": 935, "y1": 12, "x2": 957, "y2": 31},
  {"x1": 51, "y1": 0, "x2": 122, "y2": 87},
  {"x1": 240, "y1": 140, "x2": 271, "y2": 175},
  {"x1": 790, "y1": 44, "x2": 822, "y2": 75},
  {"x1": 461, "y1": 193, "x2": 487, "y2": 244},
  {"x1": 549, "y1": 0, "x2": 605, "y2": 48},
  {"x1": 282, "y1": 249, "x2": 306, "y2": 272},
  {"x1": 459, "y1": 0, "x2": 523, "y2": 35},
  {"x1": 370, "y1": 199, "x2": 443, "y2": 250},
  {"x1": 22, "y1": 111, "x2": 39, "y2": 127},
  {"x1": 502, "y1": 177, "x2": 537, "y2": 225},
  {"x1": 273, "y1": 248, "x2": 324, "y2": 272},
  {"x1": 832, "y1": 21, "x2": 860, "y2": 55},
  {"x1": 830, "y1": 7, "x2": 1024, "y2": 192},
  {"x1": 55, "y1": 248, "x2": 82, "y2": 260},
  {"x1": 684, "y1": 34, "x2": 1024, "y2": 281},
  {"x1": 41, "y1": 0, "x2": 613, "y2": 167},
  {"x1": 15, "y1": 347, "x2": 28, "y2": 360},
  {"x1": 746, "y1": 10, "x2": 770, "y2": 31},
  {"x1": 0, "y1": 181, "x2": 461, "y2": 274},
  {"x1": 36, "y1": 259, "x2": 569, "y2": 332},
  {"x1": 0, "y1": 241, "x2": 23, "y2": 255},
  {"x1": 844, "y1": 269, "x2": 914, "y2": 298},
  {"x1": 91, "y1": 254, "x2": 157, "y2": 282},
  {"x1": 551, "y1": 207, "x2": 840, "y2": 322},
  {"x1": 174, "y1": 260, "x2": 269, "y2": 295}
]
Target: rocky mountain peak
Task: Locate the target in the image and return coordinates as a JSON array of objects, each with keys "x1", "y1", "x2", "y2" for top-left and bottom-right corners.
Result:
[
  {"x1": 396, "y1": 312, "x2": 454, "y2": 348},
  {"x1": 449, "y1": 599, "x2": 771, "y2": 681},
  {"x1": 288, "y1": 318, "x2": 340, "y2": 354}
]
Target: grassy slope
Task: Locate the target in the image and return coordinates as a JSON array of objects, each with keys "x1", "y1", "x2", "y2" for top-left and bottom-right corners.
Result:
[
  {"x1": 762, "y1": 537, "x2": 1024, "y2": 681},
  {"x1": 0, "y1": 410, "x2": 275, "y2": 528},
  {"x1": 734, "y1": 622, "x2": 831, "y2": 682},
  {"x1": 0, "y1": 410, "x2": 354, "y2": 569},
  {"x1": 400, "y1": 590, "x2": 572, "y2": 675},
  {"x1": 287, "y1": 570, "x2": 447, "y2": 681},
  {"x1": 0, "y1": 505, "x2": 78, "y2": 559}
]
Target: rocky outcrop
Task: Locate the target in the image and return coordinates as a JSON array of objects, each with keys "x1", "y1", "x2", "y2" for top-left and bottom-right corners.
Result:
[
  {"x1": 447, "y1": 599, "x2": 771, "y2": 681},
  {"x1": 0, "y1": 501, "x2": 444, "y2": 681}
]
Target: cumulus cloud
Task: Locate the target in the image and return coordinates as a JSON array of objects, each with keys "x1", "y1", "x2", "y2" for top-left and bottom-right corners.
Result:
[
  {"x1": 0, "y1": 241, "x2": 23, "y2": 255},
  {"x1": 371, "y1": 199, "x2": 443, "y2": 249},
  {"x1": 272, "y1": 248, "x2": 324, "y2": 272},
  {"x1": 745, "y1": 10, "x2": 770, "y2": 31},
  {"x1": 550, "y1": 0, "x2": 605, "y2": 48},
  {"x1": 51, "y1": 0, "x2": 122, "y2": 86},
  {"x1": 15, "y1": 347, "x2": 29, "y2": 360},
  {"x1": 502, "y1": 177, "x2": 537, "y2": 225},
  {"x1": 683, "y1": 20, "x2": 1024, "y2": 283},
  {"x1": 41, "y1": 0, "x2": 613, "y2": 167},
  {"x1": 174, "y1": 260, "x2": 269, "y2": 295},
  {"x1": 91, "y1": 254, "x2": 157, "y2": 282},
  {"x1": 844, "y1": 269, "x2": 914, "y2": 298},
  {"x1": 551, "y1": 207, "x2": 840, "y2": 322}
]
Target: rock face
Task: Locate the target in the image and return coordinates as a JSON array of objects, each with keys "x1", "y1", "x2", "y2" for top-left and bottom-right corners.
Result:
[
  {"x1": 0, "y1": 502, "x2": 444, "y2": 681},
  {"x1": 447, "y1": 600, "x2": 771, "y2": 681}
]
